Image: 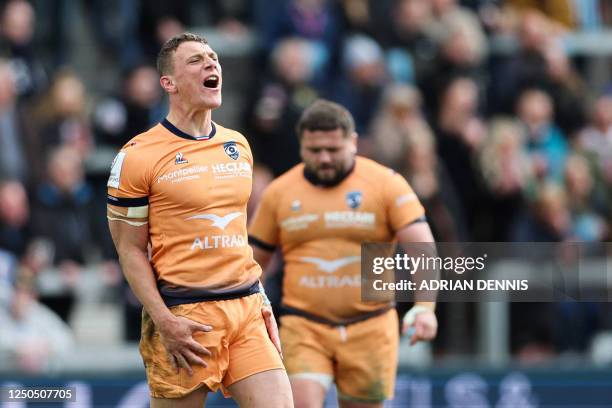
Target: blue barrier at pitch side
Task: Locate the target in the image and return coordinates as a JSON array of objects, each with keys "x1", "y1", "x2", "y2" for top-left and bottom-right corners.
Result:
[{"x1": 1, "y1": 368, "x2": 611, "y2": 407}]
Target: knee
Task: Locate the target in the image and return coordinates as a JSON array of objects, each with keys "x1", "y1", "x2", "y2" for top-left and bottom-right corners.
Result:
[{"x1": 293, "y1": 392, "x2": 322, "y2": 408}]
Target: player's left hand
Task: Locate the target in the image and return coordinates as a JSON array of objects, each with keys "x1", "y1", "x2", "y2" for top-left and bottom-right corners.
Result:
[
  {"x1": 402, "y1": 306, "x2": 438, "y2": 346},
  {"x1": 261, "y1": 306, "x2": 283, "y2": 359}
]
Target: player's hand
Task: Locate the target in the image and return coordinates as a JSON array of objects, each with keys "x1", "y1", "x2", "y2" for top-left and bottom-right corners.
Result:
[
  {"x1": 261, "y1": 306, "x2": 283, "y2": 359},
  {"x1": 158, "y1": 315, "x2": 213, "y2": 375},
  {"x1": 402, "y1": 306, "x2": 438, "y2": 346}
]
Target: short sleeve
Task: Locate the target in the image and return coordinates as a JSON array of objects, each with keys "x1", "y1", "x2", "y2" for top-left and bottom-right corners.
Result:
[
  {"x1": 248, "y1": 186, "x2": 280, "y2": 250},
  {"x1": 106, "y1": 147, "x2": 151, "y2": 226},
  {"x1": 384, "y1": 170, "x2": 425, "y2": 232}
]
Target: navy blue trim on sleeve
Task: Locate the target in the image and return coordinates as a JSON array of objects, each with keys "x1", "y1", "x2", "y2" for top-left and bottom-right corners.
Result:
[
  {"x1": 107, "y1": 194, "x2": 149, "y2": 207},
  {"x1": 408, "y1": 215, "x2": 428, "y2": 225},
  {"x1": 248, "y1": 235, "x2": 276, "y2": 252}
]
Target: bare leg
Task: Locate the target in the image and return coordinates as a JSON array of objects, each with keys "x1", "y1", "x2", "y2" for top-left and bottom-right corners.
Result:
[
  {"x1": 338, "y1": 399, "x2": 383, "y2": 408},
  {"x1": 290, "y1": 378, "x2": 327, "y2": 408},
  {"x1": 150, "y1": 386, "x2": 208, "y2": 408},
  {"x1": 228, "y1": 368, "x2": 293, "y2": 408}
]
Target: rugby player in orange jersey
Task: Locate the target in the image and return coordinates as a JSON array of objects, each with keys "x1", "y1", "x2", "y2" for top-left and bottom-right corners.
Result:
[
  {"x1": 249, "y1": 100, "x2": 438, "y2": 408},
  {"x1": 107, "y1": 33, "x2": 292, "y2": 407}
]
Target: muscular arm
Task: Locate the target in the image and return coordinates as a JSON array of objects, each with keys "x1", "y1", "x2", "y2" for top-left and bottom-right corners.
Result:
[
  {"x1": 396, "y1": 221, "x2": 438, "y2": 343},
  {"x1": 108, "y1": 220, "x2": 173, "y2": 325},
  {"x1": 108, "y1": 220, "x2": 211, "y2": 373},
  {"x1": 396, "y1": 221, "x2": 437, "y2": 311}
]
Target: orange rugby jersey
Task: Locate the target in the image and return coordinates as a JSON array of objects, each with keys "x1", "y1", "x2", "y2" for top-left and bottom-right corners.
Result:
[
  {"x1": 248, "y1": 156, "x2": 425, "y2": 322},
  {"x1": 107, "y1": 119, "x2": 262, "y2": 306}
]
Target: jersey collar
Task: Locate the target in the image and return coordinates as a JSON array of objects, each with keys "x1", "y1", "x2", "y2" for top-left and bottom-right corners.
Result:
[{"x1": 161, "y1": 118, "x2": 217, "y2": 141}]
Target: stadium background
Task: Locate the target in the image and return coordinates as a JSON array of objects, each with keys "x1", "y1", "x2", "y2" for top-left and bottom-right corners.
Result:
[{"x1": 1, "y1": 0, "x2": 612, "y2": 406}]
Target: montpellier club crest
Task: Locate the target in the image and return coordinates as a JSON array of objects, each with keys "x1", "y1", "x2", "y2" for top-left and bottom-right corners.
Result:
[
  {"x1": 223, "y1": 142, "x2": 239, "y2": 160},
  {"x1": 346, "y1": 191, "x2": 362, "y2": 209}
]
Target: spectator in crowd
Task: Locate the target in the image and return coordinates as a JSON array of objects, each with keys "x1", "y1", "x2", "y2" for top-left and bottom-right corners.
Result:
[
  {"x1": 256, "y1": 0, "x2": 343, "y2": 84},
  {"x1": 577, "y1": 91, "x2": 612, "y2": 202},
  {"x1": 434, "y1": 76, "x2": 486, "y2": 235},
  {"x1": 0, "y1": 269, "x2": 74, "y2": 373},
  {"x1": 379, "y1": 0, "x2": 438, "y2": 85},
  {"x1": 337, "y1": 0, "x2": 390, "y2": 39},
  {"x1": 564, "y1": 154, "x2": 607, "y2": 242},
  {"x1": 82, "y1": 0, "x2": 142, "y2": 70},
  {"x1": 400, "y1": 117, "x2": 468, "y2": 242},
  {"x1": 422, "y1": 11, "x2": 488, "y2": 116},
  {"x1": 541, "y1": 43, "x2": 587, "y2": 138},
  {"x1": 137, "y1": 0, "x2": 193, "y2": 64},
  {"x1": 489, "y1": 10, "x2": 556, "y2": 114},
  {"x1": 34, "y1": 69, "x2": 93, "y2": 159},
  {"x1": 0, "y1": 180, "x2": 31, "y2": 257},
  {"x1": 0, "y1": 249, "x2": 18, "y2": 307},
  {"x1": 509, "y1": 182, "x2": 571, "y2": 361},
  {"x1": 0, "y1": 60, "x2": 40, "y2": 185},
  {"x1": 246, "y1": 37, "x2": 320, "y2": 176},
  {"x1": 30, "y1": 146, "x2": 96, "y2": 322},
  {"x1": 330, "y1": 33, "x2": 388, "y2": 148},
  {"x1": 510, "y1": 182, "x2": 571, "y2": 242},
  {"x1": 369, "y1": 83, "x2": 429, "y2": 170},
  {"x1": 515, "y1": 88, "x2": 568, "y2": 183},
  {"x1": 93, "y1": 64, "x2": 166, "y2": 150},
  {"x1": 429, "y1": 0, "x2": 488, "y2": 67},
  {"x1": 479, "y1": 118, "x2": 533, "y2": 240},
  {"x1": 0, "y1": 0, "x2": 47, "y2": 99}
]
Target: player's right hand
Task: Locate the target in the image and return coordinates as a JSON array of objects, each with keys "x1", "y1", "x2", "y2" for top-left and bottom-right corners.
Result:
[
  {"x1": 261, "y1": 305, "x2": 283, "y2": 359},
  {"x1": 158, "y1": 315, "x2": 213, "y2": 375}
]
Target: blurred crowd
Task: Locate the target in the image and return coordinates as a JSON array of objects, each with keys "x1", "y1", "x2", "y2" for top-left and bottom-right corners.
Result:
[{"x1": 1, "y1": 0, "x2": 612, "y2": 372}]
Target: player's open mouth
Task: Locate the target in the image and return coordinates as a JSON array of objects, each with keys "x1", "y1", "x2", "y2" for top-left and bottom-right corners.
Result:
[{"x1": 203, "y1": 75, "x2": 219, "y2": 89}]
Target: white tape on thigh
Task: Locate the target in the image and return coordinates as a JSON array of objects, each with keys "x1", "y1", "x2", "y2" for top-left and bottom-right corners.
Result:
[{"x1": 289, "y1": 373, "x2": 334, "y2": 390}]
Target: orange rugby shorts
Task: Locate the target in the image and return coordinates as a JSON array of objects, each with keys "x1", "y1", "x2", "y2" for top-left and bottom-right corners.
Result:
[
  {"x1": 140, "y1": 293, "x2": 284, "y2": 398},
  {"x1": 280, "y1": 308, "x2": 399, "y2": 402}
]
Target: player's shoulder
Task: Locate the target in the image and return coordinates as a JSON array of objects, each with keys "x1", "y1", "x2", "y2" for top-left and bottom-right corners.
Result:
[
  {"x1": 214, "y1": 122, "x2": 249, "y2": 144},
  {"x1": 266, "y1": 163, "x2": 306, "y2": 194},
  {"x1": 119, "y1": 123, "x2": 167, "y2": 154},
  {"x1": 355, "y1": 156, "x2": 400, "y2": 181}
]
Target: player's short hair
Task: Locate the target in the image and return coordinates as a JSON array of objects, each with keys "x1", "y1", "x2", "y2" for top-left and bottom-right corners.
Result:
[
  {"x1": 157, "y1": 32, "x2": 208, "y2": 76},
  {"x1": 296, "y1": 99, "x2": 355, "y2": 140}
]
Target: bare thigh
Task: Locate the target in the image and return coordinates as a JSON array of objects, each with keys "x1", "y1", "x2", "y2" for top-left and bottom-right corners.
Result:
[
  {"x1": 228, "y1": 368, "x2": 293, "y2": 408},
  {"x1": 150, "y1": 386, "x2": 208, "y2": 408}
]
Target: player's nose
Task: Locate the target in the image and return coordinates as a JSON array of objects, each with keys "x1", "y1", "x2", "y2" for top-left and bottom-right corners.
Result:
[
  {"x1": 204, "y1": 57, "x2": 218, "y2": 71},
  {"x1": 318, "y1": 150, "x2": 332, "y2": 163}
]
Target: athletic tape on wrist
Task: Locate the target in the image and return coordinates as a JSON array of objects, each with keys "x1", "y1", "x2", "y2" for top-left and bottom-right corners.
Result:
[
  {"x1": 403, "y1": 305, "x2": 433, "y2": 327},
  {"x1": 259, "y1": 283, "x2": 271, "y2": 306}
]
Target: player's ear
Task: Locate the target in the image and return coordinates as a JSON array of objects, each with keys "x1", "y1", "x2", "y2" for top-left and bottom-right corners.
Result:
[
  {"x1": 350, "y1": 132, "x2": 358, "y2": 154},
  {"x1": 160, "y1": 75, "x2": 177, "y2": 93}
]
